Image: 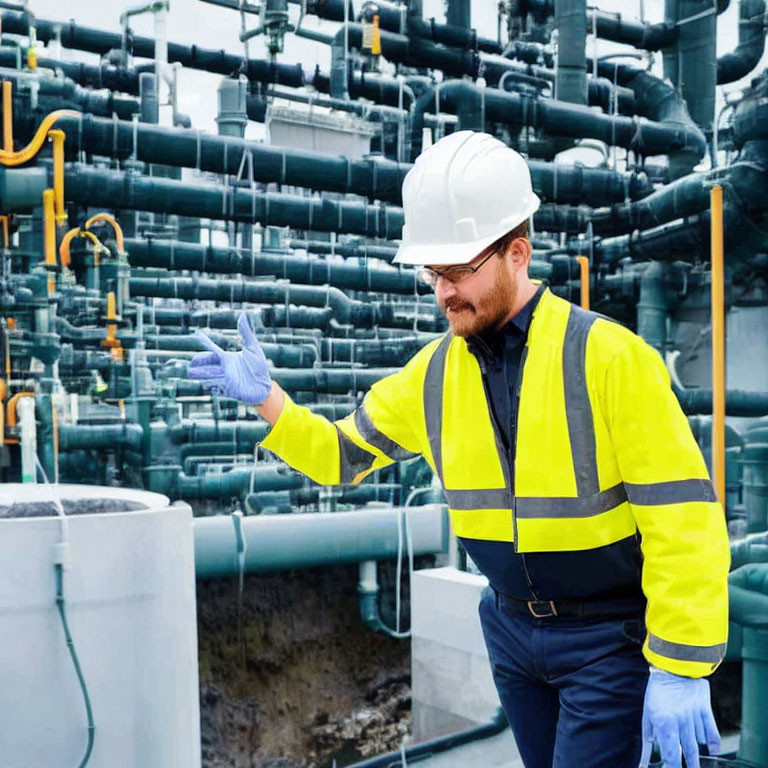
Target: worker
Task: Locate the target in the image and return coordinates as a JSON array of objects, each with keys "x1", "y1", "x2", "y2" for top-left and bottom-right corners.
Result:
[{"x1": 189, "y1": 131, "x2": 730, "y2": 768}]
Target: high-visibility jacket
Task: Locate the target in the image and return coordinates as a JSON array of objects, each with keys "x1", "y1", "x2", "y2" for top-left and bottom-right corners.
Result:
[{"x1": 261, "y1": 283, "x2": 730, "y2": 678}]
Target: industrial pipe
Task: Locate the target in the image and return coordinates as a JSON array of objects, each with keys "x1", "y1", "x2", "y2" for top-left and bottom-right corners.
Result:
[
  {"x1": 64, "y1": 163, "x2": 405, "y2": 239},
  {"x1": 58, "y1": 423, "x2": 144, "y2": 452},
  {"x1": 712, "y1": 185, "x2": 726, "y2": 505},
  {"x1": 124, "y1": 237, "x2": 428, "y2": 295},
  {"x1": 410, "y1": 80, "x2": 707, "y2": 161},
  {"x1": 0, "y1": 10, "x2": 305, "y2": 87},
  {"x1": 193, "y1": 504, "x2": 449, "y2": 578},
  {"x1": 717, "y1": 0, "x2": 767, "y2": 84}
]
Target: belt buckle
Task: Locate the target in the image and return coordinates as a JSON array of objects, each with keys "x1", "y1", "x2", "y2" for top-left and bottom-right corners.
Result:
[{"x1": 527, "y1": 600, "x2": 558, "y2": 618}]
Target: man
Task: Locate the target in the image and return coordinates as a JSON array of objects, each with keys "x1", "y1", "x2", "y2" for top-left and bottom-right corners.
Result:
[{"x1": 189, "y1": 131, "x2": 730, "y2": 768}]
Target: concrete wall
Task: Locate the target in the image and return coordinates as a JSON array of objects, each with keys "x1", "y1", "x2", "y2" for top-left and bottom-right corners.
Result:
[{"x1": 411, "y1": 567, "x2": 516, "y2": 748}]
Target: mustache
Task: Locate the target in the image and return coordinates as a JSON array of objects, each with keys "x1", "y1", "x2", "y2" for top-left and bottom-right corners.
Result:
[{"x1": 442, "y1": 298, "x2": 475, "y2": 313}]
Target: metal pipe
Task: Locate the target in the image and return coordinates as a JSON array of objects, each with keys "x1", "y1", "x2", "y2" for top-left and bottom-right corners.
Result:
[
  {"x1": 2, "y1": 79, "x2": 12, "y2": 151},
  {"x1": 410, "y1": 80, "x2": 706, "y2": 162},
  {"x1": 555, "y1": 0, "x2": 587, "y2": 105},
  {"x1": 124, "y1": 237, "x2": 429, "y2": 295},
  {"x1": 728, "y1": 564, "x2": 768, "y2": 765},
  {"x1": 0, "y1": 10, "x2": 305, "y2": 87},
  {"x1": 711, "y1": 185, "x2": 726, "y2": 506},
  {"x1": 58, "y1": 423, "x2": 144, "y2": 452},
  {"x1": 717, "y1": 0, "x2": 766, "y2": 84},
  {"x1": 47, "y1": 129, "x2": 66, "y2": 225},
  {"x1": 64, "y1": 163, "x2": 405, "y2": 239},
  {"x1": 576, "y1": 255, "x2": 589, "y2": 310},
  {"x1": 193, "y1": 504, "x2": 449, "y2": 578}
]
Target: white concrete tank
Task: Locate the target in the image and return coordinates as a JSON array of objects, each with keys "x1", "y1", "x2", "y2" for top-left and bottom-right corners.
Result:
[{"x1": 0, "y1": 485, "x2": 201, "y2": 768}]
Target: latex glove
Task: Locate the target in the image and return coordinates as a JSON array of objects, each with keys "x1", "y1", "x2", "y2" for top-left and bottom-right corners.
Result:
[
  {"x1": 640, "y1": 666, "x2": 720, "y2": 768},
  {"x1": 189, "y1": 313, "x2": 272, "y2": 405}
]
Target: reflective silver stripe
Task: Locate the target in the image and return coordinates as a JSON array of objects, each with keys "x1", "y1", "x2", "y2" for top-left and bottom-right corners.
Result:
[
  {"x1": 648, "y1": 634, "x2": 726, "y2": 664},
  {"x1": 624, "y1": 478, "x2": 717, "y2": 506},
  {"x1": 336, "y1": 427, "x2": 377, "y2": 484},
  {"x1": 354, "y1": 404, "x2": 419, "y2": 462},
  {"x1": 563, "y1": 304, "x2": 601, "y2": 497},
  {"x1": 516, "y1": 483, "x2": 628, "y2": 519},
  {"x1": 423, "y1": 334, "x2": 452, "y2": 481},
  {"x1": 445, "y1": 487, "x2": 514, "y2": 511}
]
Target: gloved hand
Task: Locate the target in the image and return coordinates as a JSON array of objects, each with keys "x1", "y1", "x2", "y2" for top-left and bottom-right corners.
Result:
[
  {"x1": 640, "y1": 666, "x2": 720, "y2": 768},
  {"x1": 189, "y1": 313, "x2": 273, "y2": 405}
]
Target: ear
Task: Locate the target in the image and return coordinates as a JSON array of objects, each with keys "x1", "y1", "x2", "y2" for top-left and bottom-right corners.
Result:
[{"x1": 506, "y1": 237, "x2": 531, "y2": 270}]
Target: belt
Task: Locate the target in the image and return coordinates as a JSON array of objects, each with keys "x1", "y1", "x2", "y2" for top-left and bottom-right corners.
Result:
[{"x1": 496, "y1": 592, "x2": 646, "y2": 619}]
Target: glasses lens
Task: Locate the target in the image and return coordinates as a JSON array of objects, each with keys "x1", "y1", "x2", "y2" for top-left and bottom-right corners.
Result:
[{"x1": 418, "y1": 268, "x2": 437, "y2": 287}]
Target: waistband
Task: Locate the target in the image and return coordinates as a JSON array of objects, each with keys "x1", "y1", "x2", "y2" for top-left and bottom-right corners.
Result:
[{"x1": 495, "y1": 590, "x2": 646, "y2": 620}]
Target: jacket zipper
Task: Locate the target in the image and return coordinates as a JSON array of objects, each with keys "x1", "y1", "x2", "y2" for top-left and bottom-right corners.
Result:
[
  {"x1": 512, "y1": 344, "x2": 538, "y2": 599},
  {"x1": 469, "y1": 339, "x2": 538, "y2": 600}
]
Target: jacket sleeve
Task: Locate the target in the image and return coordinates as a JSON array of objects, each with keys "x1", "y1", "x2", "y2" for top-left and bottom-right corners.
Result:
[
  {"x1": 259, "y1": 339, "x2": 437, "y2": 486},
  {"x1": 604, "y1": 337, "x2": 730, "y2": 677}
]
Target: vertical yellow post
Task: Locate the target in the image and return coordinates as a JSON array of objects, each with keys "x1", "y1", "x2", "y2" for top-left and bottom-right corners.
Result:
[
  {"x1": 710, "y1": 185, "x2": 726, "y2": 506},
  {"x1": 576, "y1": 256, "x2": 590, "y2": 310},
  {"x1": 2, "y1": 81, "x2": 13, "y2": 152},
  {"x1": 47, "y1": 129, "x2": 66, "y2": 225},
  {"x1": 42, "y1": 188, "x2": 57, "y2": 295}
]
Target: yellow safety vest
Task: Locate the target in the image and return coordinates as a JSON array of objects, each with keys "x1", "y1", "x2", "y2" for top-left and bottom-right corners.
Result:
[{"x1": 261, "y1": 283, "x2": 730, "y2": 677}]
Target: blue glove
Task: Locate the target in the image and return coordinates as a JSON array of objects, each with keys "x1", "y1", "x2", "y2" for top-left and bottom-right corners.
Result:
[
  {"x1": 640, "y1": 667, "x2": 720, "y2": 768},
  {"x1": 189, "y1": 313, "x2": 273, "y2": 405}
]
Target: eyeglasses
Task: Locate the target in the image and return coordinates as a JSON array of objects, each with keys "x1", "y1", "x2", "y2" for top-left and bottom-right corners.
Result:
[{"x1": 417, "y1": 249, "x2": 497, "y2": 288}]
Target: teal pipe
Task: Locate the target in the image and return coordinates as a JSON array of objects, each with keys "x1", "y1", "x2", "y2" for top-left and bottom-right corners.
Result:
[
  {"x1": 59, "y1": 424, "x2": 144, "y2": 452},
  {"x1": 741, "y1": 444, "x2": 768, "y2": 533},
  {"x1": 729, "y1": 564, "x2": 768, "y2": 766},
  {"x1": 193, "y1": 504, "x2": 449, "y2": 578},
  {"x1": 175, "y1": 464, "x2": 304, "y2": 500},
  {"x1": 243, "y1": 483, "x2": 404, "y2": 513}
]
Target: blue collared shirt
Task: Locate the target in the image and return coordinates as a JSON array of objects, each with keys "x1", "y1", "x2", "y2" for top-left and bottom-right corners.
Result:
[{"x1": 462, "y1": 286, "x2": 643, "y2": 601}]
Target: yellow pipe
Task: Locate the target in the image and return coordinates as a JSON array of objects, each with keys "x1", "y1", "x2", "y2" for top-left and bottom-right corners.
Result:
[
  {"x1": 102, "y1": 290, "x2": 123, "y2": 359},
  {"x1": 85, "y1": 212, "x2": 125, "y2": 253},
  {"x1": 2, "y1": 81, "x2": 13, "y2": 152},
  {"x1": 576, "y1": 256, "x2": 590, "y2": 310},
  {"x1": 59, "y1": 228, "x2": 103, "y2": 269},
  {"x1": 711, "y1": 185, "x2": 726, "y2": 505},
  {"x1": 0, "y1": 215, "x2": 9, "y2": 248},
  {"x1": 0, "y1": 109, "x2": 79, "y2": 167},
  {"x1": 43, "y1": 188, "x2": 56, "y2": 295},
  {"x1": 51, "y1": 398, "x2": 59, "y2": 484},
  {"x1": 2, "y1": 318, "x2": 10, "y2": 378},
  {"x1": 6, "y1": 391, "x2": 33, "y2": 429},
  {"x1": 59, "y1": 227, "x2": 81, "y2": 269},
  {"x1": 47, "y1": 129, "x2": 66, "y2": 225},
  {"x1": 0, "y1": 377, "x2": 6, "y2": 447}
]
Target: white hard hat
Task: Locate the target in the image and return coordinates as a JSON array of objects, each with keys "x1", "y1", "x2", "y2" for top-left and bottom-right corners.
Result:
[{"x1": 394, "y1": 130, "x2": 540, "y2": 267}]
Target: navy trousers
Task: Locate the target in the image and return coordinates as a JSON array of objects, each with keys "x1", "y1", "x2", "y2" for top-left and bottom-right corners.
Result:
[{"x1": 478, "y1": 587, "x2": 649, "y2": 768}]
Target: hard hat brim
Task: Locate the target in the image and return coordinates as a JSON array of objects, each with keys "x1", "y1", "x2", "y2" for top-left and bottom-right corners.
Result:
[
  {"x1": 393, "y1": 196, "x2": 540, "y2": 267},
  {"x1": 393, "y1": 230, "x2": 504, "y2": 267}
]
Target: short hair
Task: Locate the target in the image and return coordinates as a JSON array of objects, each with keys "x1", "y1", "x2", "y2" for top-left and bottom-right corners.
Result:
[{"x1": 487, "y1": 219, "x2": 530, "y2": 258}]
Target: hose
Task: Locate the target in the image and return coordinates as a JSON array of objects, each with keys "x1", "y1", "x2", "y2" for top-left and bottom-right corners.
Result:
[{"x1": 34, "y1": 455, "x2": 94, "y2": 767}]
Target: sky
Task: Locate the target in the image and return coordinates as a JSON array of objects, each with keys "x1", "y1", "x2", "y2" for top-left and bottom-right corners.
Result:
[{"x1": 14, "y1": 0, "x2": 768, "y2": 152}]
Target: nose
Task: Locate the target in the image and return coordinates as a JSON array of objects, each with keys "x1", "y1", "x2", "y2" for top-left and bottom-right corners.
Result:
[{"x1": 436, "y1": 276, "x2": 457, "y2": 302}]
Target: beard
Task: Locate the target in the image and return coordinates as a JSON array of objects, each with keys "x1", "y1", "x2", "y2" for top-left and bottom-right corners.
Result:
[{"x1": 439, "y1": 261, "x2": 518, "y2": 338}]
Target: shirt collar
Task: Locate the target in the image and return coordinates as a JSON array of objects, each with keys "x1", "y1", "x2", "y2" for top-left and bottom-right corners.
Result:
[{"x1": 473, "y1": 283, "x2": 546, "y2": 354}]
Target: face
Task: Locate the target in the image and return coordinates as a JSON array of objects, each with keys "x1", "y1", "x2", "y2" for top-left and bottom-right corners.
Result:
[{"x1": 432, "y1": 248, "x2": 519, "y2": 338}]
